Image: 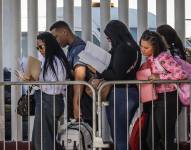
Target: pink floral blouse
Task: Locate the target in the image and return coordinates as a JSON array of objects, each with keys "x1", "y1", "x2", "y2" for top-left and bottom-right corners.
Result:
[{"x1": 147, "y1": 52, "x2": 187, "y2": 93}]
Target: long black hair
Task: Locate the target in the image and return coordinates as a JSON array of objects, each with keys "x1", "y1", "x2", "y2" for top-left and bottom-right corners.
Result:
[
  {"x1": 104, "y1": 20, "x2": 139, "y2": 49},
  {"x1": 37, "y1": 32, "x2": 71, "y2": 80},
  {"x1": 157, "y1": 24, "x2": 186, "y2": 60},
  {"x1": 140, "y1": 30, "x2": 166, "y2": 58}
]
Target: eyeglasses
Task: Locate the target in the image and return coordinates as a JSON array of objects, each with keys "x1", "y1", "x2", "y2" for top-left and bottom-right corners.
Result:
[{"x1": 36, "y1": 45, "x2": 44, "y2": 51}]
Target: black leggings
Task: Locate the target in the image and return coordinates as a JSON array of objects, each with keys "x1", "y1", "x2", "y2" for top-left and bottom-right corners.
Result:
[{"x1": 145, "y1": 91, "x2": 182, "y2": 150}]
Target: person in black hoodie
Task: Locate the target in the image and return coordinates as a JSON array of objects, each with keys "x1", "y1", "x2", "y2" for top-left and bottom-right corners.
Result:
[{"x1": 100, "y1": 20, "x2": 142, "y2": 150}]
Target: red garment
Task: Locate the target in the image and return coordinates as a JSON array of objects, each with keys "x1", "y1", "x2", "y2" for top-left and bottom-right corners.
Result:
[{"x1": 140, "y1": 59, "x2": 152, "y2": 70}]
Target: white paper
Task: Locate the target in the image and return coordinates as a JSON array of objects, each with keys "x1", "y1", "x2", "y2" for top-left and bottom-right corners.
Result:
[{"x1": 78, "y1": 41, "x2": 111, "y2": 73}]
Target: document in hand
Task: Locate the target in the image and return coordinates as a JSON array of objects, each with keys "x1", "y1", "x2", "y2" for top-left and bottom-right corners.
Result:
[
  {"x1": 78, "y1": 41, "x2": 111, "y2": 73},
  {"x1": 27, "y1": 56, "x2": 41, "y2": 80},
  {"x1": 15, "y1": 56, "x2": 41, "y2": 81}
]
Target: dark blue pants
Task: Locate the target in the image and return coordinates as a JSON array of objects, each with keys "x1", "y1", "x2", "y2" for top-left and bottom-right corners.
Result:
[
  {"x1": 32, "y1": 90, "x2": 64, "y2": 150},
  {"x1": 106, "y1": 86, "x2": 139, "y2": 150}
]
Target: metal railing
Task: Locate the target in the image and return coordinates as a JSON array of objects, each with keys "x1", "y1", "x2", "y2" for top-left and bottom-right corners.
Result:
[
  {"x1": 0, "y1": 81, "x2": 96, "y2": 150},
  {"x1": 97, "y1": 80, "x2": 191, "y2": 150},
  {"x1": 0, "y1": 80, "x2": 191, "y2": 150}
]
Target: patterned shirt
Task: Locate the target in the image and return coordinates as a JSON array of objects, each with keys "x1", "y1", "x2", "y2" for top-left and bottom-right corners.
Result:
[{"x1": 147, "y1": 52, "x2": 187, "y2": 93}]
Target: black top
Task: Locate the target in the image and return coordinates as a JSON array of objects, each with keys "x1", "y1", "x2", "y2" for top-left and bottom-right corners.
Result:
[
  {"x1": 169, "y1": 43, "x2": 186, "y2": 60},
  {"x1": 100, "y1": 42, "x2": 142, "y2": 81}
]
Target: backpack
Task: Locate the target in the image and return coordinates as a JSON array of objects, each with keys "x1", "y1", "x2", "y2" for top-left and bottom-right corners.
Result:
[
  {"x1": 174, "y1": 56, "x2": 191, "y2": 79},
  {"x1": 156, "y1": 56, "x2": 191, "y2": 106},
  {"x1": 57, "y1": 121, "x2": 93, "y2": 150}
]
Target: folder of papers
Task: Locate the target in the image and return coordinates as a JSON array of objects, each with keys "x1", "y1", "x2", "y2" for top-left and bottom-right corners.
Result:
[
  {"x1": 78, "y1": 41, "x2": 111, "y2": 73},
  {"x1": 15, "y1": 56, "x2": 41, "y2": 81}
]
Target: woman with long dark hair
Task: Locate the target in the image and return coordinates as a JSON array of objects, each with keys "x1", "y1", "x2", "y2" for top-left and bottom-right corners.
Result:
[
  {"x1": 32, "y1": 32, "x2": 70, "y2": 150},
  {"x1": 140, "y1": 30, "x2": 187, "y2": 150},
  {"x1": 157, "y1": 24, "x2": 186, "y2": 60},
  {"x1": 100, "y1": 20, "x2": 142, "y2": 150}
]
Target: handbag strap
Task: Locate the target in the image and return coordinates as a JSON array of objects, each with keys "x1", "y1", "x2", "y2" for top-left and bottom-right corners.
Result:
[
  {"x1": 26, "y1": 85, "x2": 34, "y2": 95},
  {"x1": 154, "y1": 59, "x2": 167, "y2": 73},
  {"x1": 126, "y1": 51, "x2": 139, "y2": 74}
]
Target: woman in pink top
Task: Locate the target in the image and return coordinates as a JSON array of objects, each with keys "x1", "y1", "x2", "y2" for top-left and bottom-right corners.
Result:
[{"x1": 140, "y1": 30, "x2": 187, "y2": 150}]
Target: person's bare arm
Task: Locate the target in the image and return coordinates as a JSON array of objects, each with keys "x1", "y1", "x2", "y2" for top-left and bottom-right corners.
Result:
[{"x1": 73, "y1": 65, "x2": 86, "y2": 119}]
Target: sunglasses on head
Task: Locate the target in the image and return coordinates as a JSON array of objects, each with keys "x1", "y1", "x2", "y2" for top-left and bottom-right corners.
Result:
[{"x1": 36, "y1": 45, "x2": 44, "y2": 50}]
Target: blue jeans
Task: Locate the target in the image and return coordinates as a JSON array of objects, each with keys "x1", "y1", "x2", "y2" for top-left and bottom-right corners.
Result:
[
  {"x1": 32, "y1": 90, "x2": 64, "y2": 150},
  {"x1": 106, "y1": 86, "x2": 139, "y2": 150}
]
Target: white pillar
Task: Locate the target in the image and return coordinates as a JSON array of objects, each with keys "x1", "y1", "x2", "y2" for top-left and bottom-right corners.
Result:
[
  {"x1": 137, "y1": 0, "x2": 148, "y2": 41},
  {"x1": 7, "y1": 0, "x2": 22, "y2": 140},
  {"x1": 175, "y1": 0, "x2": 186, "y2": 142},
  {"x1": 28, "y1": 0, "x2": 38, "y2": 57},
  {"x1": 100, "y1": 0, "x2": 111, "y2": 142},
  {"x1": 81, "y1": 0, "x2": 92, "y2": 41},
  {"x1": 175, "y1": 0, "x2": 185, "y2": 43},
  {"x1": 0, "y1": 0, "x2": 2, "y2": 82},
  {"x1": 0, "y1": 0, "x2": 4, "y2": 141},
  {"x1": 64, "y1": 0, "x2": 74, "y2": 30},
  {"x1": 118, "y1": 0, "x2": 129, "y2": 27},
  {"x1": 3, "y1": 0, "x2": 11, "y2": 68},
  {"x1": 46, "y1": 0, "x2": 56, "y2": 30},
  {"x1": 100, "y1": 0, "x2": 110, "y2": 50},
  {"x1": 28, "y1": 0, "x2": 38, "y2": 141},
  {"x1": 156, "y1": 0, "x2": 167, "y2": 26}
]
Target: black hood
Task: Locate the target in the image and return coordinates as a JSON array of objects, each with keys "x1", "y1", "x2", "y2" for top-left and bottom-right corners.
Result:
[{"x1": 104, "y1": 20, "x2": 136, "y2": 48}]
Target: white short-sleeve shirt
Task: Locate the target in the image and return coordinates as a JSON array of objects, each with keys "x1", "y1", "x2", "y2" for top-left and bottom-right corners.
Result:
[{"x1": 39, "y1": 57, "x2": 66, "y2": 95}]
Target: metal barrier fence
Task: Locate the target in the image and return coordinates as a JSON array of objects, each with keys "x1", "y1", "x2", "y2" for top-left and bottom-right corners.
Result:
[
  {"x1": 0, "y1": 80, "x2": 191, "y2": 150},
  {"x1": 97, "y1": 80, "x2": 191, "y2": 150},
  {"x1": 0, "y1": 81, "x2": 97, "y2": 150}
]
